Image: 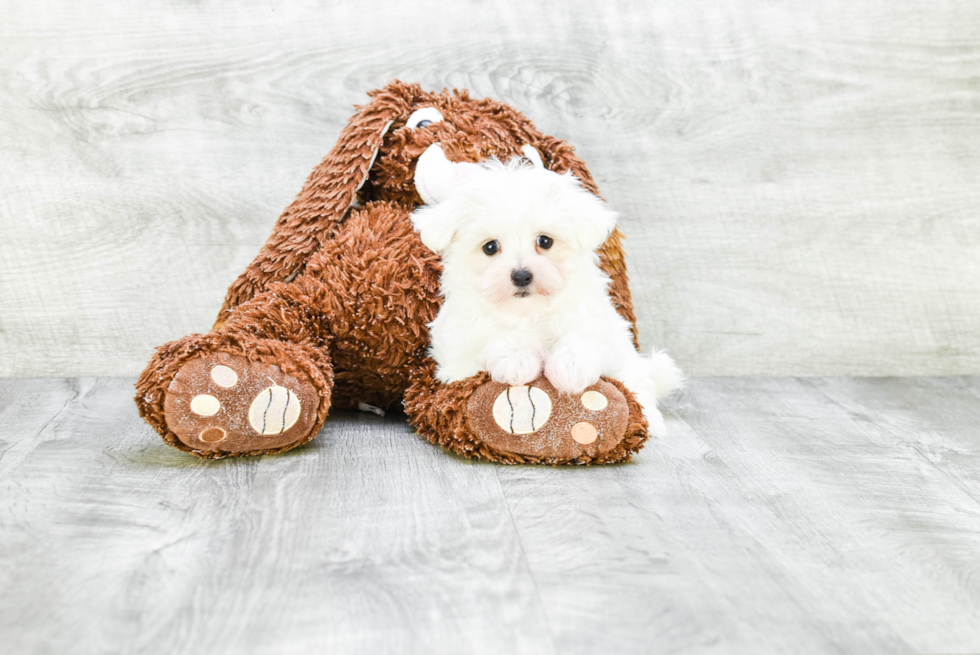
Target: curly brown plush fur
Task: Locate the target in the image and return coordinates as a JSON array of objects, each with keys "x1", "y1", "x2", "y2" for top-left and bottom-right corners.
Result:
[{"x1": 135, "y1": 80, "x2": 649, "y2": 464}]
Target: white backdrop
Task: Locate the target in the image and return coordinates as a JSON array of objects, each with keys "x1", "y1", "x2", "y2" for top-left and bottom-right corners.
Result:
[{"x1": 1, "y1": 0, "x2": 978, "y2": 377}]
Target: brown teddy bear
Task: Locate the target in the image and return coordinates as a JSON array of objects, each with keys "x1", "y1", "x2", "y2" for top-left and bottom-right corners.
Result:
[{"x1": 135, "y1": 80, "x2": 650, "y2": 465}]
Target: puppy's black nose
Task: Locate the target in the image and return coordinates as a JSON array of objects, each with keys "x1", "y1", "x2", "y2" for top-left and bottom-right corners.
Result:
[{"x1": 511, "y1": 269, "x2": 533, "y2": 287}]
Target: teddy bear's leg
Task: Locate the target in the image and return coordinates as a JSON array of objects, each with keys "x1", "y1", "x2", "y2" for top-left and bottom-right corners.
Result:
[
  {"x1": 403, "y1": 362, "x2": 651, "y2": 465},
  {"x1": 136, "y1": 281, "x2": 334, "y2": 458}
]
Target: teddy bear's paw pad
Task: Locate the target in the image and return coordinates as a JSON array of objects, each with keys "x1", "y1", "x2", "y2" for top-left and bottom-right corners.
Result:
[
  {"x1": 163, "y1": 352, "x2": 319, "y2": 455},
  {"x1": 491, "y1": 385, "x2": 552, "y2": 434},
  {"x1": 467, "y1": 376, "x2": 630, "y2": 460}
]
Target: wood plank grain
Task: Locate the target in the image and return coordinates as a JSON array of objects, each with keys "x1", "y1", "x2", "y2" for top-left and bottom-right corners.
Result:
[
  {"x1": 155, "y1": 413, "x2": 554, "y2": 655},
  {"x1": 3, "y1": 376, "x2": 980, "y2": 652},
  {"x1": 0, "y1": 378, "x2": 259, "y2": 654},
  {"x1": 497, "y1": 378, "x2": 980, "y2": 654},
  {"x1": 0, "y1": 377, "x2": 92, "y2": 475},
  {"x1": 802, "y1": 377, "x2": 980, "y2": 506},
  {"x1": 0, "y1": 378, "x2": 553, "y2": 655},
  {"x1": 679, "y1": 378, "x2": 980, "y2": 654},
  {"x1": 1, "y1": 0, "x2": 979, "y2": 377}
]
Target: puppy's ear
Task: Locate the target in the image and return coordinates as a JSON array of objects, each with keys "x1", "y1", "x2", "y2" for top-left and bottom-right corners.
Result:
[
  {"x1": 553, "y1": 172, "x2": 619, "y2": 251},
  {"x1": 411, "y1": 199, "x2": 464, "y2": 253},
  {"x1": 529, "y1": 134, "x2": 600, "y2": 195}
]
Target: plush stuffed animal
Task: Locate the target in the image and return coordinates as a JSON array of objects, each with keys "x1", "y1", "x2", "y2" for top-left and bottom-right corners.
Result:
[{"x1": 135, "y1": 80, "x2": 651, "y2": 464}]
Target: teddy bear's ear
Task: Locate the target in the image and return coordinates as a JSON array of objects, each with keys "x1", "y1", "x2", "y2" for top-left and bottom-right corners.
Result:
[
  {"x1": 414, "y1": 145, "x2": 486, "y2": 205},
  {"x1": 216, "y1": 83, "x2": 420, "y2": 322}
]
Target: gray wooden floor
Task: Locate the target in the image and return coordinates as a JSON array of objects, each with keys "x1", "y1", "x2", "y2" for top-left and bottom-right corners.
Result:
[{"x1": 1, "y1": 377, "x2": 979, "y2": 655}]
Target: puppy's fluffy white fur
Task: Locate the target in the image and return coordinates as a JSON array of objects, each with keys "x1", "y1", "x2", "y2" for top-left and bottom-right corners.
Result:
[{"x1": 411, "y1": 159, "x2": 682, "y2": 436}]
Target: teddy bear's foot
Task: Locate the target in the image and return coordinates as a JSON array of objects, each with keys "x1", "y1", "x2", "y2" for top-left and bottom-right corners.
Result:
[
  {"x1": 465, "y1": 375, "x2": 646, "y2": 463},
  {"x1": 162, "y1": 352, "x2": 322, "y2": 457}
]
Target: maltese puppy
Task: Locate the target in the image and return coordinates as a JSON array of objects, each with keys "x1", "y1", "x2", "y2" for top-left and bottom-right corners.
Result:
[{"x1": 411, "y1": 159, "x2": 682, "y2": 436}]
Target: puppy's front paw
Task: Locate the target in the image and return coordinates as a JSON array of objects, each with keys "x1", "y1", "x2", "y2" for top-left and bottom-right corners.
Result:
[
  {"x1": 487, "y1": 351, "x2": 543, "y2": 386},
  {"x1": 544, "y1": 352, "x2": 601, "y2": 395}
]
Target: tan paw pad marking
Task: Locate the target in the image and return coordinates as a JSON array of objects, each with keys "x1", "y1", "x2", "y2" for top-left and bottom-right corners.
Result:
[
  {"x1": 199, "y1": 427, "x2": 227, "y2": 443},
  {"x1": 571, "y1": 422, "x2": 598, "y2": 444},
  {"x1": 190, "y1": 394, "x2": 221, "y2": 417},
  {"x1": 492, "y1": 386, "x2": 552, "y2": 435},
  {"x1": 248, "y1": 383, "x2": 302, "y2": 436},
  {"x1": 210, "y1": 365, "x2": 239, "y2": 388},
  {"x1": 580, "y1": 390, "x2": 608, "y2": 411}
]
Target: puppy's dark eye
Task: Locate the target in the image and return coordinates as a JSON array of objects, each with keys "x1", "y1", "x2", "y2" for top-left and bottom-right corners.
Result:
[
  {"x1": 536, "y1": 235, "x2": 553, "y2": 250},
  {"x1": 416, "y1": 120, "x2": 432, "y2": 129},
  {"x1": 482, "y1": 240, "x2": 500, "y2": 256}
]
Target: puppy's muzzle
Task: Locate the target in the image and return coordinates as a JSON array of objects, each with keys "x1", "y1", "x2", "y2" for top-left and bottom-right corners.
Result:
[{"x1": 511, "y1": 269, "x2": 533, "y2": 288}]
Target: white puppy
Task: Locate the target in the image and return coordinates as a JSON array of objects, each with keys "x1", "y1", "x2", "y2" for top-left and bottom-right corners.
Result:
[{"x1": 411, "y1": 159, "x2": 682, "y2": 436}]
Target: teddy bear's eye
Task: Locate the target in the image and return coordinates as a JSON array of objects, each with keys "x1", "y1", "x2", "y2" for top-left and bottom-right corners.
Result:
[
  {"x1": 406, "y1": 107, "x2": 444, "y2": 130},
  {"x1": 536, "y1": 235, "x2": 553, "y2": 250},
  {"x1": 482, "y1": 240, "x2": 500, "y2": 256}
]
